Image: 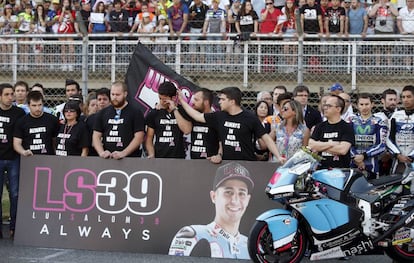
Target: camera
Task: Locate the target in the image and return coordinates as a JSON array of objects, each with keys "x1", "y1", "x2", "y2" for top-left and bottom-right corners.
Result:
[{"x1": 129, "y1": 1, "x2": 135, "y2": 8}]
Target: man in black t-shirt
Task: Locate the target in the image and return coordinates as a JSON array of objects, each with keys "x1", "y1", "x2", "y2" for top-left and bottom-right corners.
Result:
[
  {"x1": 93, "y1": 81, "x2": 145, "y2": 159},
  {"x1": 178, "y1": 86, "x2": 285, "y2": 162},
  {"x1": 145, "y1": 82, "x2": 187, "y2": 159},
  {"x1": 309, "y1": 95, "x2": 355, "y2": 169},
  {"x1": 14, "y1": 91, "x2": 59, "y2": 157},
  {"x1": 300, "y1": 0, "x2": 324, "y2": 34},
  {"x1": 175, "y1": 88, "x2": 221, "y2": 163},
  {"x1": 0, "y1": 83, "x2": 25, "y2": 239}
]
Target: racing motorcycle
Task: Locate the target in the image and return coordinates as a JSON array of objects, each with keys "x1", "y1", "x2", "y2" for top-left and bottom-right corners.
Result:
[{"x1": 248, "y1": 148, "x2": 414, "y2": 262}]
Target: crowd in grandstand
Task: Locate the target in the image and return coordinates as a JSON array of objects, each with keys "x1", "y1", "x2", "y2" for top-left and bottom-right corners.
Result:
[{"x1": 0, "y1": 0, "x2": 413, "y2": 38}]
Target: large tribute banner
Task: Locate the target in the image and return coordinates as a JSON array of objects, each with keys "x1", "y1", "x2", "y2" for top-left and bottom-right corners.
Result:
[{"x1": 15, "y1": 156, "x2": 278, "y2": 257}]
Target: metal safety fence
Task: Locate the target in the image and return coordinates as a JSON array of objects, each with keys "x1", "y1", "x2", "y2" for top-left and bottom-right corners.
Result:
[{"x1": 0, "y1": 33, "x2": 412, "y2": 110}]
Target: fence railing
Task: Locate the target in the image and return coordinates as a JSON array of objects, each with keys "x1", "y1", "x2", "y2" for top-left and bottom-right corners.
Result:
[{"x1": 0, "y1": 33, "x2": 413, "y2": 108}]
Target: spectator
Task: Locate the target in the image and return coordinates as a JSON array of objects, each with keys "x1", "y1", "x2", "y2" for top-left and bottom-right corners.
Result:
[
  {"x1": 346, "y1": 0, "x2": 368, "y2": 38},
  {"x1": 377, "y1": 88, "x2": 398, "y2": 176},
  {"x1": 174, "y1": 88, "x2": 222, "y2": 162},
  {"x1": 188, "y1": 0, "x2": 208, "y2": 39},
  {"x1": 203, "y1": 0, "x2": 226, "y2": 68},
  {"x1": 130, "y1": 2, "x2": 156, "y2": 33},
  {"x1": 281, "y1": 0, "x2": 298, "y2": 73},
  {"x1": 137, "y1": 12, "x2": 155, "y2": 41},
  {"x1": 85, "y1": 87, "x2": 110, "y2": 156},
  {"x1": 76, "y1": 0, "x2": 91, "y2": 35},
  {"x1": 17, "y1": 4, "x2": 33, "y2": 71},
  {"x1": 253, "y1": 100, "x2": 271, "y2": 161},
  {"x1": 320, "y1": 0, "x2": 329, "y2": 34},
  {"x1": 145, "y1": 82, "x2": 187, "y2": 158},
  {"x1": 236, "y1": 0, "x2": 259, "y2": 40},
  {"x1": 324, "y1": 0, "x2": 346, "y2": 37},
  {"x1": 30, "y1": 83, "x2": 55, "y2": 115},
  {"x1": 228, "y1": 0, "x2": 241, "y2": 35},
  {"x1": 0, "y1": 5, "x2": 18, "y2": 69},
  {"x1": 108, "y1": 0, "x2": 130, "y2": 33},
  {"x1": 338, "y1": 91, "x2": 354, "y2": 123},
  {"x1": 57, "y1": 0, "x2": 77, "y2": 71},
  {"x1": 13, "y1": 90, "x2": 59, "y2": 157},
  {"x1": 93, "y1": 81, "x2": 145, "y2": 159},
  {"x1": 55, "y1": 79, "x2": 81, "y2": 122},
  {"x1": 167, "y1": 0, "x2": 189, "y2": 39},
  {"x1": 13, "y1": 80, "x2": 29, "y2": 107},
  {"x1": 308, "y1": 95, "x2": 355, "y2": 169},
  {"x1": 397, "y1": 0, "x2": 414, "y2": 70},
  {"x1": 260, "y1": 0, "x2": 282, "y2": 34},
  {"x1": 83, "y1": 91, "x2": 98, "y2": 117},
  {"x1": 56, "y1": 101, "x2": 90, "y2": 156},
  {"x1": 387, "y1": 85, "x2": 414, "y2": 174},
  {"x1": 293, "y1": 85, "x2": 322, "y2": 130},
  {"x1": 31, "y1": 4, "x2": 47, "y2": 68},
  {"x1": 272, "y1": 99, "x2": 310, "y2": 160},
  {"x1": 156, "y1": 0, "x2": 173, "y2": 19},
  {"x1": 89, "y1": 1, "x2": 109, "y2": 33},
  {"x1": 300, "y1": 0, "x2": 324, "y2": 35},
  {"x1": 350, "y1": 93, "x2": 388, "y2": 179},
  {"x1": 178, "y1": 86, "x2": 285, "y2": 162},
  {"x1": 256, "y1": 91, "x2": 273, "y2": 108},
  {"x1": 378, "y1": 88, "x2": 398, "y2": 119},
  {"x1": 46, "y1": 0, "x2": 60, "y2": 34},
  {"x1": 0, "y1": 83, "x2": 26, "y2": 239},
  {"x1": 153, "y1": 14, "x2": 170, "y2": 60},
  {"x1": 368, "y1": 0, "x2": 398, "y2": 68},
  {"x1": 265, "y1": 92, "x2": 292, "y2": 127},
  {"x1": 270, "y1": 85, "x2": 287, "y2": 115}
]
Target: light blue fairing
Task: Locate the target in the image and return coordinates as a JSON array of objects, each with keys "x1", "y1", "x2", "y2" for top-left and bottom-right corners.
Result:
[
  {"x1": 291, "y1": 199, "x2": 350, "y2": 233},
  {"x1": 312, "y1": 169, "x2": 349, "y2": 190},
  {"x1": 256, "y1": 209, "x2": 298, "y2": 247}
]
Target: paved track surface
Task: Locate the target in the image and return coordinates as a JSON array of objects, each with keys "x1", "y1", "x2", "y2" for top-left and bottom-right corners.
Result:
[{"x1": 0, "y1": 230, "x2": 393, "y2": 263}]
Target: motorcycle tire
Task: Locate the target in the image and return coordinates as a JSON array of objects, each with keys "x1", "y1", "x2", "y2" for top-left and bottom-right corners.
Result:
[
  {"x1": 248, "y1": 220, "x2": 307, "y2": 263},
  {"x1": 384, "y1": 239, "x2": 414, "y2": 263}
]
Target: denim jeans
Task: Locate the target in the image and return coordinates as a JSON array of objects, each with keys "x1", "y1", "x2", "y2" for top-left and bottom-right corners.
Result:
[{"x1": 0, "y1": 157, "x2": 20, "y2": 231}]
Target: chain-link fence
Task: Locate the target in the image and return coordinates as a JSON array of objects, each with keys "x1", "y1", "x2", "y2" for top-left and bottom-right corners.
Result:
[{"x1": 0, "y1": 33, "x2": 412, "y2": 110}]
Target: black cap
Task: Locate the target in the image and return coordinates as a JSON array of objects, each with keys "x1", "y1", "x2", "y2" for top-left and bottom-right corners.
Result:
[{"x1": 213, "y1": 162, "x2": 254, "y2": 192}]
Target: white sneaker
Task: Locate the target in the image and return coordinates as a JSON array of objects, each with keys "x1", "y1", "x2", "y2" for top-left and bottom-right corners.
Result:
[
  {"x1": 61, "y1": 65, "x2": 68, "y2": 71},
  {"x1": 68, "y1": 65, "x2": 74, "y2": 71}
]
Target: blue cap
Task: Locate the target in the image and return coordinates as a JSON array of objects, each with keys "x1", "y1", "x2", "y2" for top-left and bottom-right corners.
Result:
[{"x1": 330, "y1": 83, "x2": 344, "y2": 92}]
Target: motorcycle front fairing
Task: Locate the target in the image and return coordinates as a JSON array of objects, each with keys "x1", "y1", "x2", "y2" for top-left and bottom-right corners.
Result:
[{"x1": 256, "y1": 209, "x2": 299, "y2": 249}]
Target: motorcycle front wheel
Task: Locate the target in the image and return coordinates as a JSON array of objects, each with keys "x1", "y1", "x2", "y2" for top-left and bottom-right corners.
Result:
[{"x1": 248, "y1": 220, "x2": 307, "y2": 263}]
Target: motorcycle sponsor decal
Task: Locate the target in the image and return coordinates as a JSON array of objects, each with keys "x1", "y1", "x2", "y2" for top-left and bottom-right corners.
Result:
[
  {"x1": 318, "y1": 229, "x2": 361, "y2": 249},
  {"x1": 405, "y1": 211, "x2": 414, "y2": 225},
  {"x1": 342, "y1": 239, "x2": 374, "y2": 256},
  {"x1": 310, "y1": 246, "x2": 344, "y2": 260},
  {"x1": 394, "y1": 229, "x2": 411, "y2": 241}
]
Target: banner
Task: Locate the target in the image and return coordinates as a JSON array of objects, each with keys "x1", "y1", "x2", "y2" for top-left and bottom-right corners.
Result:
[
  {"x1": 125, "y1": 42, "x2": 200, "y2": 116},
  {"x1": 15, "y1": 156, "x2": 279, "y2": 258}
]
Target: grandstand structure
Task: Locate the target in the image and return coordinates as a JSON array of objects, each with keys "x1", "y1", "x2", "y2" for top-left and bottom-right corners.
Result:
[{"x1": 0, "y1": 33, "x2": 412, "y2": 110}]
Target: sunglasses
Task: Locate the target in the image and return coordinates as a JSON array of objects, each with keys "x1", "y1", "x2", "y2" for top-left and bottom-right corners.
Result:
[
  {"x1": 266, "y1": 2, "x2": 273, "y2": 5},
  {"x1": 64, "y1": 109, "x2": 77, "y2": 113},
  {"x1": 282, "y1": 106, "x2": 291, "y2": 112}
]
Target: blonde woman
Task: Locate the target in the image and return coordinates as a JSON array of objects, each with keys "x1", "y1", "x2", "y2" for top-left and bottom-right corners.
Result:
[{"x1": 272, "y1": 100, "x2": 310, "y2": 160}]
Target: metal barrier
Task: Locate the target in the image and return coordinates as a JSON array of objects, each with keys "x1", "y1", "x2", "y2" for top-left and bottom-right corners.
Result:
[{"x1": 0, "y1": 33, "x2": 412, "y2": 109}]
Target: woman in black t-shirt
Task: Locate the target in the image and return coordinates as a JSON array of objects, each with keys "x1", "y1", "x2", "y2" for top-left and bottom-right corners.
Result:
[
  {"x1": 56, "y1": 101, "x2": 90, "y2": 156},
  {"x1": 235, "y1": 0, "x2": 259, "y2": 40}
]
